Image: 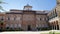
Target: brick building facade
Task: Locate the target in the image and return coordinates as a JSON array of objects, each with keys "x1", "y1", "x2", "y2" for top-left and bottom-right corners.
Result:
[{"x1": 0, "y1": 4, "x2": 49, "y2": 31}]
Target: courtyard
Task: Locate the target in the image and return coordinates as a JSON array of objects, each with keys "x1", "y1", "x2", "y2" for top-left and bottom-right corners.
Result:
[{"x1": 0, "y1": 30, "x2": 60, "y2": 34}]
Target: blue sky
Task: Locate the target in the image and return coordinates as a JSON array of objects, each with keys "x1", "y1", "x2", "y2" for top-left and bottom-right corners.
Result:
[{"x1": 1, "y1": 0, "x2": 56, "y2": 12}]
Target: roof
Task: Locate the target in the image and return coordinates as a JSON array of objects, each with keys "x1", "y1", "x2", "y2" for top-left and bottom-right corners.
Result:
[{"x1": 5, "y1": 9, "x2": 48, "y2": 15}]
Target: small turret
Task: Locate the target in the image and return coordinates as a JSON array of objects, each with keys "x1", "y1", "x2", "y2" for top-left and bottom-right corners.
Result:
[
  {"x1": 57, "y1": 0, "x2": 60, "y2": 5},
  {"x1": 23, "y1": 4, "x2": 32, "y2": 10}
]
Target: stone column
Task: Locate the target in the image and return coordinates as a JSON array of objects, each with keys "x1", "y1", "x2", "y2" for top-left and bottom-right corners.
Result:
[
  {"x1": 56, "y1": 21, "x2": 58, "y2": 30},
  {"x1": 56, "y1": 25, "x2": 57, "y2": 30},
  {"x1": 58, "y1": 20, "x2": 60, "y2": 30},
  {"x1": 52, "y1": 25, "x2": 53, "y2": 30},
  {"x1": 53, "y1": 22, "x2": 55, "y2": 30},
  {"x1": 59, "y1": 25, "x2": 60, "y2": 30},
  {"x1": 51, "y1": 22, "x2": 53, "y2": 30}
]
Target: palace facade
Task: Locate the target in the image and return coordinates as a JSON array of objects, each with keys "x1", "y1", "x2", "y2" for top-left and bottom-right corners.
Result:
[
  {"x1": 0, "y1": 0, "x2": 60, "y2": 31},
  {"x1": 48, "y1": 0, "x2": 60, "y2": 30},
  {"x1": 0, "y1": 4, "x2": 49, "y2": 31}
]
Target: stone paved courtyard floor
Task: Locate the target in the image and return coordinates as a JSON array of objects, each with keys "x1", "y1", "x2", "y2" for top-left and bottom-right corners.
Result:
[{"x1": 0, "y1": 30, "x2": 60, "y2": 34}]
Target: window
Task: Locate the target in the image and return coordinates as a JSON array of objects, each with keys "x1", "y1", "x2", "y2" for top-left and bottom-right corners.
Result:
[
  {"x1": 0, "y1": 16, "x2": 4, "y2": 21},
  {"x1": 10, "y1": 24, "x2": 13, "y2": 28},
  {"x1": 36, "y1": 24, "x2": 38, "y2": 27},
  {"x1": 44, "y1": 18, "x2": 46, "y2": 20},
  {"x1": 6, "y1": 24, "x2": 9, "y2": 27},
  {"x1": 16, "y1": 17, "x2": 20, "y2": 20},
  {"x1": 14, "y1": 24, "x2": 18, "y2": 28},
  {"x1": 11, "y1": 17, "x2": 14, "y2": 20},
  {"x1": 42, "y1": 18, "x2": 44, "y2": 21},
  {"x1": 40, "y1": 18, "x2": 41, "y2": 20},
  {"x1": 57, "y1": 1, "x2": 60, "y2": 5},
  {"x1": 43, "y1": 18, "x2": 47, "y2": 21},
  {"x1": 6, "y1": 24, "x2": 10, "y2": 29},
  {"x1": 18, "y1": 24, "x2": 21, "y2": 28},
  {"x1": 1, "y1": 23, "x2": 3, "y2": 25},
  {"x1": 8, "y1": 17, "x2": 10, "y2": 20},
  {"x1": 14, "y1": 17, "x2": 16, "y2": 20},
  {"x1": 1, "y1": 18, "x2": 4, "y2": 21}
]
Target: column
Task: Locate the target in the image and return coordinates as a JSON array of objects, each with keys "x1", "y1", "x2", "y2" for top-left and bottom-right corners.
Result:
[
  {"x1": 52, "y1": 22, "x2": 53, "y2": 30},
  {"x1": 56, "y1": 21, "x2": 59, "y2": 30},
  {"x1": 54, "y1": 21, "x2": 57, "y2": 30},
  {"x1": 55, "y1": 22, "x2": 57, "y2": 30},
  {"x1": 53, "y1": 22, "x2": 55, "y2": 30},
  {"x1": 51, "y1": 22, "x2": 52, "y2": 30},
  {"x1": 53, "y1": 25, "x2": 55, "y2": 30}
]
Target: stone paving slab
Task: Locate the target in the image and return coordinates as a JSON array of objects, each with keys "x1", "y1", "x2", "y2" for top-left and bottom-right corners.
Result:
[{"x1": 0, "y1": 30, "x2": 60, "y2": 34}]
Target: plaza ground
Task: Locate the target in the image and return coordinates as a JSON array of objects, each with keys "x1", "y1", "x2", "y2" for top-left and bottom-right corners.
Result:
[{"x1": 0, "y1": 30, "x2": 60, "y2": 34}]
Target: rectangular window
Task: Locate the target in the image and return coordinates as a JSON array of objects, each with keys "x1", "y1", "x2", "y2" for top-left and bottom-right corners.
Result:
[
  {"x1": 6, "y1": 24, "x2": 9, "y2": 27},
  {"x1": 40, "y1": 18, "x2": 41, "y2": 20},
  {"x1": 36, "y1": 24, "x2": 38, "y2": 27},
  {"x1": 16, "y1": 17, "x2": 20, "y2": 20},
  {"x1": 1, "y1": 23, "x2": 3, "y2": 25},
  {"x1": 11, "y1": 17, "x2": 14, "y2": 20},
  {"x1": 42, "y1": 18, "x2": 44, "y2": 21},
  {"x1": 1, "y1": 16, "x2": 4, "y2": 21},
  {"x1": 14, "y1": 17, "x2": 16, "y2": 20},
  {"x1": 10, "y1": 24, "x2": 13, "y2": 28},
  {"x1": 18, "y1": 24, "x2": 21, "y2": 28},
  {"x1": 8, "y1": 17, "x2": 10, "y2": 20},
  {"x1": 44, "y1": 18, "x2": 46, "y2": 20},
  {"x1": 14, "y1": 24, "x2": 18, "y2": 28}
]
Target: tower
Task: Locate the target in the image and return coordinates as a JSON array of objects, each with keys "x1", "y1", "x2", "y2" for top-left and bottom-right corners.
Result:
[
  {"x1": 57, "y1": 0, "x2": 60, "y2": 5},
  {"x1": 56, "y1": 0, "x2": 60, "y2": 11},
  {"x1": 56, "y1": 0, "x2": 60, "y2": 16},
  {"x1": 23, "y1": 4, "x2": 32, "y2": 10},
  {"x1": 56, "y1": 0, "x2": 60, "y2": 30}
]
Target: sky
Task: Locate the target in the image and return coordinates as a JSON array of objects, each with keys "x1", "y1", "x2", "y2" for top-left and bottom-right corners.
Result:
[{"x1": 0, "y1": 0, "x2": 56, "y2": 12}]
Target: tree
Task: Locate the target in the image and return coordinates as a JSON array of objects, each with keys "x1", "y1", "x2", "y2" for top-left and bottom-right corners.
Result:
[{"x1": 0, "y1": 0, "x2": 7, "y2": 12}]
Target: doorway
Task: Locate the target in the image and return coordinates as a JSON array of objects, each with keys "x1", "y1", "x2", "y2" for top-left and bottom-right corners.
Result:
[{"x1": 27, "y1": 25, "x2": 31, "y2": 31}]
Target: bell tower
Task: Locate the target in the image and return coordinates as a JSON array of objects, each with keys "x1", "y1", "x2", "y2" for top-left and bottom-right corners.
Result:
[
  {"x1": 57, "y1": 0, "x2": 60, "y2": 5},
  {"x1": 56, "y1": 0, "x2": 60, "y2": 30},
  {"x1": 56, "y1": 0, "x2": 60, "y2": 11},
  {"x1": 56, "y1": 0, "x2": 60, "y2": 16},
  {"x1": 23, "y1": 4, "x2": 32, "y2": 10}
]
